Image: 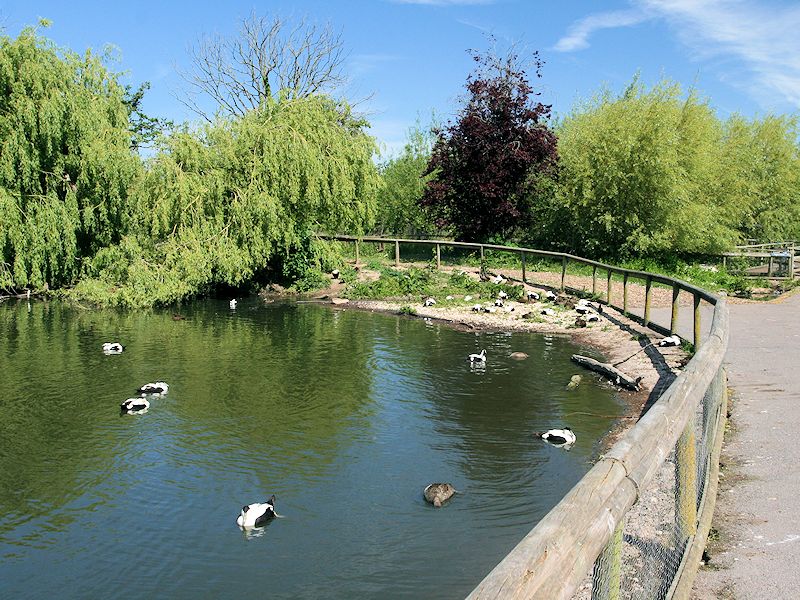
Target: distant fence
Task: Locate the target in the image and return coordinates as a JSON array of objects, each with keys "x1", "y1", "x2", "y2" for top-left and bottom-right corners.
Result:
[
  {"x1": 321, "y1": 235, "x2": 729, "y2": 600},
  {"x1": 722, "y1": 241, "x2": 797, "y2": 280}
]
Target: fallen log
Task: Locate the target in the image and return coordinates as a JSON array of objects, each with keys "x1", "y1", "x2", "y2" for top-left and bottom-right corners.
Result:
[{"x1": 571, "y1": 354, "x2": 642, "y2": 391}]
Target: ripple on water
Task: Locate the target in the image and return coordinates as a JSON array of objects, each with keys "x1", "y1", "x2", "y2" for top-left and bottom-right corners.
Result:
[{"x1": 0, "y1": 301, "x2": 623, "y2": 599}]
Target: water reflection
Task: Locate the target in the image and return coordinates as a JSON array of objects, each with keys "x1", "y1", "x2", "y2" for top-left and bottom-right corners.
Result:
[{"x1": 0, "y1": 299, "x2": 623, "y2": 599}]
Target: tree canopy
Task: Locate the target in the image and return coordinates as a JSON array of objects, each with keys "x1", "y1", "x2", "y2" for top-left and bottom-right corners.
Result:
[
  {"x1": 0, "y1": 23, "x2": 141, "y2": 293},
  {"x1": 420, "y1": 45, "x2": 558, "y2": 242},
  {"x1": 77, "y1": 96, "x2": 379, "y2": 306}
]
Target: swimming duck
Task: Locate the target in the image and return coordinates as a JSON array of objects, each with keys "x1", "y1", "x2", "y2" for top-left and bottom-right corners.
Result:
[
  {"x1": 137, "y1": 381, "x2": 169, "y2": 395},
  {"x1": 102, "y1": 342, "x2": 125, "y2": 354},
  {"x1": 469, "y1": 349, "x2": 487, "y2": 362},
  {"x1": 535, "y1": 427, "x2": 576, "y2": 446},
  {"x1": 237, "y1": 495, "x2": 277, "y2": 528},
  {"x1": 423, "y1": 483, "x2": 457, "y2": 507},
  {"x1": 230, "y1": 299, "x2": 238, "y2": 309},
  {"x1": 120, "y1": 398, "x2": 150, "y2": 414}
]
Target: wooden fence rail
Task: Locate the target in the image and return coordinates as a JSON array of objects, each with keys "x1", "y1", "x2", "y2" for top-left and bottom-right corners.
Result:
[{"x1": 319, "y1": 234, "x2": 729, "y2": 599}]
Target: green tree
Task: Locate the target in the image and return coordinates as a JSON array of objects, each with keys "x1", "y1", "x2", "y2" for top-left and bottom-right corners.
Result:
[
  {"x1": 550, "y1": 77, "x2": 737, "y2": 258},
  {"x1": 0, "y1": 22, "x2": 141, "y2": 293},
  {"x1": 716, "y1": 114, "x2": 800, "y2": 243},
  {"x1": 373, "y1": 120, "x2": 437, "y2": 237},
  {"x1": 76, "y1": 95, "x2": 379, "y2": 306}
]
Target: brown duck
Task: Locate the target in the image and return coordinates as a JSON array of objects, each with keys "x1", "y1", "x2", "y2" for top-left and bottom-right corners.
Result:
[{"x1": 423, "y1": 483, "x2": 458, "y2": 507}]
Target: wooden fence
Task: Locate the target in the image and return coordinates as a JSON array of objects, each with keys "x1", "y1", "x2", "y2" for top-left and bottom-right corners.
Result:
[
  {"x1": 722, "y1": 241, "x2": 797, "y2": 279},
  {"x1": 321, "y1": 235, "x2": 729, "y2": 600}
]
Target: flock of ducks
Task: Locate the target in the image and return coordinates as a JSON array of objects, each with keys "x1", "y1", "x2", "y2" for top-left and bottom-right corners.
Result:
[{"x1": 104, "y1": 338, "x2": 170, "y2": 415}]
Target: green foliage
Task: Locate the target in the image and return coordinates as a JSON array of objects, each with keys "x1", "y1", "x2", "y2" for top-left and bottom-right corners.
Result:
[
  {"x1": 715, "y1": 114, "x2": 800, "y2": 242},
  {"x1": 548, "y1": 77, "x2": 737, "y2": 259},
  {"x1": 76, "y1": 96, "x2": 380, "y2": 306},
  {"x1": 373, "y1": 119, "x2": 439, "y2": 237},
  {"x1": 0, "y1": 24, "x2": 141, "y2": 292},
  {"x1": 397, "y1": 305, "x2": 417, "y2": 316}
]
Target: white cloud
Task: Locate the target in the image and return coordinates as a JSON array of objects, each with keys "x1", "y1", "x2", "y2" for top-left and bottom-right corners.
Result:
[
  {"x1": 553, "y1": 1, "x2": 800, "y2": 108},
  {"x1": 553, "y1": 9, "x2": 651, "y2": 52},
  {"x1": 637, "y1": 0, "x2": 800, "y2": 107}
]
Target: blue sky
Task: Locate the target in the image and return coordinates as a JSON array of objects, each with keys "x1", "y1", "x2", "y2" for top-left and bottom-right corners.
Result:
[{"x1": 2, "y1": 0, "x2": 799, "y2": 156}]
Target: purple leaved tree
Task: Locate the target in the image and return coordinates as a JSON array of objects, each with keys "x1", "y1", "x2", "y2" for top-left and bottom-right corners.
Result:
[{"x1": 420, "y1": 44, "x2": 558, "y2": 242}]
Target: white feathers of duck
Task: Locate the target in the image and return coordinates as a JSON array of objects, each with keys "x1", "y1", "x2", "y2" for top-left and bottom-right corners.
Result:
[
  {"x1": 137, "y1": 381, "x2": 169, "y2": 395},
  {"x1": 237, "y1": 495, "x2": 278, "y2": 528},
  {"x1": 424, "y1": 297, "x2": 436, "y2": 307},
  {"x1": 658, "y1": 334, "x2": 681, "y2": 347},
  {"x1": 102, "y1": 342, "x2": 124, "y2": 354},
  {"x1": 469, "y1": 349, "x2": 487, "y2": 362},
  {"x1": 537, "y1": 427, "x2": 576, "y2": 446},
  {"x1": 121, "y1": 397, "x2": 150, "y2": 414}
]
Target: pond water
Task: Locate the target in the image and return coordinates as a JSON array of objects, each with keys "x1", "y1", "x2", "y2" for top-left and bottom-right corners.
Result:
[{"x1": 0, "y1": 298, "x2": 624, "y2": 599}]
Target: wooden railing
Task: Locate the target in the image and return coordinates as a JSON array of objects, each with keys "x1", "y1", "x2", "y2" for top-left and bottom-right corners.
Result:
[
  {"x1": 321, "y1": 235, "x2": 729, "y2": 600},
  {"x1": 722, "y1": 241, "x2": 797, "y2": 280}
]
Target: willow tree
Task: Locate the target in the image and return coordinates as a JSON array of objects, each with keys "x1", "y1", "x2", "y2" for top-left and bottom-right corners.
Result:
[
  {"x1": 0, "y1": 23, "x2": 141, "y2": 293},
  {"x1": 78, "y1": 95, "x2": 380, "y2": 306}
]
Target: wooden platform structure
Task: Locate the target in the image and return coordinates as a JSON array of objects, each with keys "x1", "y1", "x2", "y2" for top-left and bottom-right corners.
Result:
[{"x1": 722, "y1": 241, "x2": 798, "y2": 279}]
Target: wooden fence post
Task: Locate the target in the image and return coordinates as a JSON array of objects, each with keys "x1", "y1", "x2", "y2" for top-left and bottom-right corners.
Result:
[
  {"x1": 355, "y1": 239, "x2": 360, "y2": 266},
  {"x1": 395, "y1": 240, "x2": 400, "y2": 267},
  {"x1": 591, "y1": 521, "x2": 624, "y2": 600},
  {"x1": 521, "y1": 252, "x2": 526, "y2": 284},
  {"x1": 671, "y1": 285, "x2": 680, "y2": 335},
  {"x1": 436, "y1": 243, "x2": 441, "y2": 270},
  {"x1": 592, "y1": 265, "x2": 597, "y2": 296},
  {"x1": 768, "y1": 255, "x2": 774, "y2": 278},
  {"x1": 561, "y1": 256, "x2": 567, "y2": 291},
  {"x1": 622, "y1": 273, "x2": 629, "y2": 316},
  {"x1": 676, "y1": 415, "x2": 698, "y2": 542},
  {"x1": 644, "y1": 276, "x2": 653, "y2": 328},
  {"x1": 607, "y1": 270, "x2": 613, "y2": 306},
  {"x1": 693, "y1": 293, "x2": 702, "y2": 348}
]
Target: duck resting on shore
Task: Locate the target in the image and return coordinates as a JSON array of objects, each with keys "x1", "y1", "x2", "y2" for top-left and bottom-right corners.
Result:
[
  {"x1": 237, "y1": 495, "x2": 278, "y2": 528},
  {"x1": 423, "y1": 483, "x2": 458, "y2": 507}
]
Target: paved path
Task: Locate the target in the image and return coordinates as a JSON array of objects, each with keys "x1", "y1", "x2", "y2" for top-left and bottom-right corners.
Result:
[{"x1": 649, "y1": 292, "x2": 800, "y2": 599}]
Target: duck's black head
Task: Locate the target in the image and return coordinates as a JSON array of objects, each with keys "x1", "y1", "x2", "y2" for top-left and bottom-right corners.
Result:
[
  {"x1": 565, "y1": 427, "x2": 573, "y2": 431},
  {"x1": 241, "y1": 505, "x2": 249, "y2": 513},
  {"x1": 268, "y1": 494, "x2": 276, "y2": 506}
]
